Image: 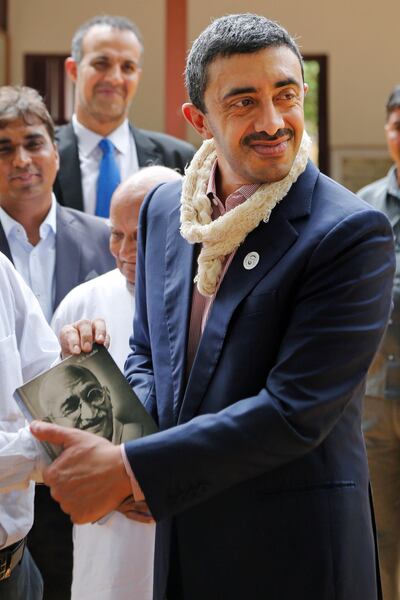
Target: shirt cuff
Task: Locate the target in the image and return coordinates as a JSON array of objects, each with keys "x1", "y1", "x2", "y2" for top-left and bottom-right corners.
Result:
[{"x1": 120, "y1": 444, "x2": 145, "y2": 502}]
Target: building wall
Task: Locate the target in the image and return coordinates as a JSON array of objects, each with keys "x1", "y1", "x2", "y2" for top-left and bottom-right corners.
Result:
[
  {"x1": 187, "y1": 0, "x2": 399, "y2": 187},
  {"x1": 0, "y1": 31, "x2": 6, "y2": 85},
  {"x1": 9, "y1": 0, "x2": 165, "y2": 132},
  {"x1": 8, "y1": 0, "x2": 399, "y2": 188}
]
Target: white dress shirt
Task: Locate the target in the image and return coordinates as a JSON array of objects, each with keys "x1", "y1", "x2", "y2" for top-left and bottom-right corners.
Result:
[
  {"x1": 52, "y1": 268, "x2": 155, "y2": 600},
  {"x1": 0, "y1": 253, "x2": 59, "y2": 548},
  {"x1": 0, "y1": 196, "x2": 57, "y2": 322},
  {"x1": 72, "y1": 115, "x2": 139, "y2": 215}
]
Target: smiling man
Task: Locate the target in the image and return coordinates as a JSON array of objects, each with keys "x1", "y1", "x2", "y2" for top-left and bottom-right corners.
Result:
[
  {"x1": 0, "y1": 86, "x2": 114, "y2": 321},
  {"x1": 32, "y1": 14, "x2": 395, "y2": 600},
  {"x1": 184, "y1": 45, "x2": 306, "y2": 192},
  {"x1": 54, "y1": 15, "x2": 194, "y2": 216}
]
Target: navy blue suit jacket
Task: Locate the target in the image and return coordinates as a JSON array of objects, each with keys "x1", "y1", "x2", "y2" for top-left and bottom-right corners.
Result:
[
  {"x1": 124, "y1": 162, "x2": 395, "y2": 600},
  {"x1": 0, "y1": 203, "x2": 115, "y2": 311}
]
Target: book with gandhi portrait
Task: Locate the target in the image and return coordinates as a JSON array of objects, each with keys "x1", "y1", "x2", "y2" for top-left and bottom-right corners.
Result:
[{"x1": 14, "y1": 344, "x2": 158, "y2": 461}]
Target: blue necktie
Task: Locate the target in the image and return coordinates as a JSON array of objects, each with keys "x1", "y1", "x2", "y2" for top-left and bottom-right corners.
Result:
[{"x1": 95, "y1": 138, "x2": 121, "y2": 218}]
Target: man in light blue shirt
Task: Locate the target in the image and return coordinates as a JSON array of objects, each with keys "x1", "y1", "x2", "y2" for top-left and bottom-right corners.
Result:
[
  {"x1": 0, "y1": 197, "x2": 57, "y2": 322},
  {"x1": 0, "y1": 85, "x2": 115, "y2": 323}
]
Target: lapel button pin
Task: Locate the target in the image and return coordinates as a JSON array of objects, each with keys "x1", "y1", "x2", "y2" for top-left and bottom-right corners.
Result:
[{"x1": 243, "y1": 252, "x2": 260, "y2": 270}]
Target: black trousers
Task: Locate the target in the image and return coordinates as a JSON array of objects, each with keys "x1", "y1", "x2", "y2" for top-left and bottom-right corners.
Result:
[
  {"x1": 27, "y1": 485, "x2": 72, "y2": 600},
  {"x1": 166, "y1": 520, "x2": 183, "y2": 600}
]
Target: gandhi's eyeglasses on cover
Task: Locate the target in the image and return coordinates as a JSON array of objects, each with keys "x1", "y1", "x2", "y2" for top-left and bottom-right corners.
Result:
[{"x1": 51, "y1": 386, "x2": 106, "y2": 419}]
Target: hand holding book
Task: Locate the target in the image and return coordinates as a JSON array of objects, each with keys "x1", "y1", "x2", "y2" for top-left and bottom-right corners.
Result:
[
  {"x1": 16, "y1": 343, "x2": 157, "y2": 522},
  {"x1": 30, "y1": 421, "x2": 134, "y2": 524},
  {"x1": 15, "y1": 345, "x2": 158, "y2": 461},
  {"x1": 59, "y1": 317, "x2": 109, "y2": 357}
]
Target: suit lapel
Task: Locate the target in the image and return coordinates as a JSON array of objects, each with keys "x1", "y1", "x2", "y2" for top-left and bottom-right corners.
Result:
[
  {"x1": 56, "y1": 125, "x2": 162, "y2": 209},
  {"x1": 56, "y1": 124, "x2": 84, "y2": 211},
  {"x1": 178, "y1": 162, "x2": 319, "y2": 422},
  {"x1": 54, "y1": 206, "x2": 81, "y2": 308},
  {"x1": 0, "y1": 223, "x2": 13, "y2": 263},
  {"x1": 163, "y1": 204, "x2": 196, "y2": 420},
  {"x1": 132, "y1": 126, "x2": 163, "y2": 167}
]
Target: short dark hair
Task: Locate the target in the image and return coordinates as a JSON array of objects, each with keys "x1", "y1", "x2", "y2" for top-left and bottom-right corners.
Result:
[
  {"x1": 386, "y1": 85, "x2": 400, "y2": 119},
  {"x1": 0, "y1": 86, "x2": 55, "y2": 141},
  {"x1": 71, "y1": 14, "x2": 143, "y2": 63},
  {"x1": 185, "y1": 13, "x2": 304, "y2": 113}
]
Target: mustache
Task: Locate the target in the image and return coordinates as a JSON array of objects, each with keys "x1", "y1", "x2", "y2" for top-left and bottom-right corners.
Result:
[
  {"x1": 94, "y1": 83, "x2": 123, "y2": 93},
  {"x1": 242, "y1": 129, "x2": 294, "y2": 145},
  {"x1": 10, "y1": 168, "x2": 39, "y2": 177},
  {"x1": 79, "y1": 406, "x2": 109, "y2": 429}
]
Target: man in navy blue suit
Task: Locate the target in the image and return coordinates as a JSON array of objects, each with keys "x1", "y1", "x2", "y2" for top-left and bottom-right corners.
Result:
[{"x1": 33, "y1": 14, "x2": 395, "y2": 600}]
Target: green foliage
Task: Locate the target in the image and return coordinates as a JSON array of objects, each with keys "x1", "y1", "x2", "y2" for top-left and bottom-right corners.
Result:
[{"x1": 304, "y1": 60, "x2": 319, "y2": 137}]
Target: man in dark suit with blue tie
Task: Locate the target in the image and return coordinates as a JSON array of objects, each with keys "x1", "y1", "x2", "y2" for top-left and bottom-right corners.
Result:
[
  {"x1": 54, "y1": 15, "x2": 195, "y2": 217},
  {"x1": 33, "y1": 13, "x2": 395, "y2": 600}
]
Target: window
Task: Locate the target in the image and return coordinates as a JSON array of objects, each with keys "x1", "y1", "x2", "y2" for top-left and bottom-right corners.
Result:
[
  {"x1": 303, "y1": 55, "x2": 329, "y2": 175},
  {"x1": 23, "y1": 51, "x2": 330, "y2": 170},
  {"x1": 25, "y1": 54, "x2": 73, "y2": 125}
]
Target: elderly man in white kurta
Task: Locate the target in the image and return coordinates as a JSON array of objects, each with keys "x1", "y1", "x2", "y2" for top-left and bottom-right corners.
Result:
[{"x1": 51, "y1": 166, "x2": 182, "y2": 600}]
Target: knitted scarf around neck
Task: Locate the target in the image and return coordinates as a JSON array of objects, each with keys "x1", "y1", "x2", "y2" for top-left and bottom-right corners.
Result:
[{"x1": 180, "y1": 132, "x2": 312, "y2": 296}]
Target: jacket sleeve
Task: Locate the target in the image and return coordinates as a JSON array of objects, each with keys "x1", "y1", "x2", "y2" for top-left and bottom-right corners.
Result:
[{"x1": 124, "y1": 188, "x2": 159, "y2": 421}]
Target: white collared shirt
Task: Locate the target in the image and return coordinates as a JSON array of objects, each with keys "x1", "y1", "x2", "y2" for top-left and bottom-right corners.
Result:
[
  {"x1": 72, "y1": 115, "x2": 139, "y2": 215},
  {"x1": 0, "y1": 195, "x2": 57, "y2": 322},
  {"x1": 0, "y1": 253, "x2": 60, "y2": 548}
]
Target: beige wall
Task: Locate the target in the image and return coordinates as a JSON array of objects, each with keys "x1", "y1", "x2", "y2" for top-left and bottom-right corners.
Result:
[
  {"x1": 9, "y1": 0, "x2": 165, "y2": 132},
  {"x1": 188, "y1": 0, "x2": 400, "y2": 185},
  {"x1": 188, "y1": 0, "x2": 399, "y2": 147},
  {"x1": 0, "y1": 32, "x2": 6, "y2": 86},
  {"x1": 8, "y1": 0, "x2": 400, "y2": 184}
]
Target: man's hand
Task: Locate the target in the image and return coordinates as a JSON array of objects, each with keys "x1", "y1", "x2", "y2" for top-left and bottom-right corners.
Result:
[
  {"x1": 117, "y1": 495, "x2": 154, "y2": 524},
  {"x1": 30, "y1": 421, "x2": 132, "y2": 524},
  {"x1": 60, "y1": 318, "x2": 110, "y2": 357}
]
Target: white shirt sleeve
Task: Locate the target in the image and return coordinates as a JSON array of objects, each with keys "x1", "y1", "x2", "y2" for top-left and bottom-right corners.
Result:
[
  {"x1": 0, "y1": 427, "x2": 49, "y2": 491},
  {"x1": 0, "y1": 255, "x2": 60, "y2": 492}
]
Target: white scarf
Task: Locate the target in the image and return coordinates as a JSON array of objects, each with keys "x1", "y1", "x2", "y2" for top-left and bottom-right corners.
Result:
[{"x1": 180, "y1": 132, "x2": 312, "y2": 296}]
